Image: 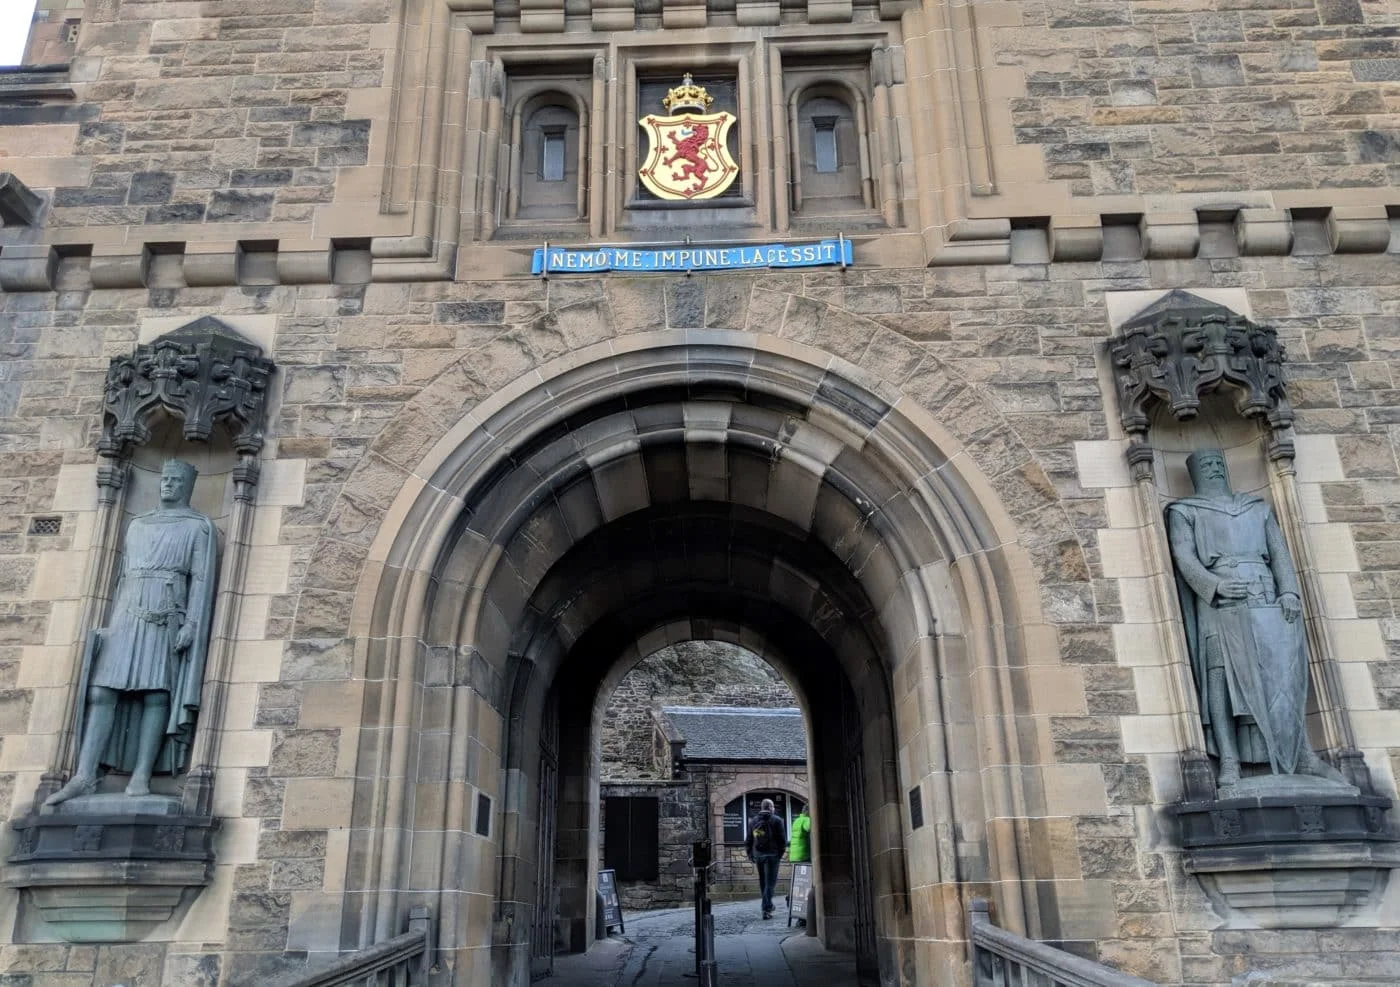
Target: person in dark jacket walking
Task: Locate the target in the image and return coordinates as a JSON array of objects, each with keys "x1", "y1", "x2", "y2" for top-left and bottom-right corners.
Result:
[{"x1": 745, "y1": 799, "x2": 788, "y2": 918}]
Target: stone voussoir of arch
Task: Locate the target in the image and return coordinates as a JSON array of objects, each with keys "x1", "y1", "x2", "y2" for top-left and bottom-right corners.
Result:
[{"x1": 297, "y1": 288, "x2": 1079, "y2": 647}]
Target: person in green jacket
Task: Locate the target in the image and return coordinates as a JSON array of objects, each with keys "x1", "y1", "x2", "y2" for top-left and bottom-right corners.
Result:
[
  {"x1": 786, "y1": 805, "x2": 813, "y2": 924},
  {"x1": 788, "y1": 805, "x2": 812, "y2": 863}
]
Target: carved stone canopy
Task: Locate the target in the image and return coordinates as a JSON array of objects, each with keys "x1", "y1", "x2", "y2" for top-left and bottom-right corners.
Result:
[
  {"x1": 99, "y1": 317, "x2": 275, "y2": 459},
  {"x1": 1108, "y1": 290, "x2": 1293, "y2": 451}
]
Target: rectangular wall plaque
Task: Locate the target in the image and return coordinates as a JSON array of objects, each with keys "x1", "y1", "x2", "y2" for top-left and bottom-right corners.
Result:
[{"x1": 531, "y1": 238, "x2": 852, "y2": 275}]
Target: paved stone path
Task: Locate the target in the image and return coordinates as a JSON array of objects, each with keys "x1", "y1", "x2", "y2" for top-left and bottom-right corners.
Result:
[{"x1": 546, "y1": 898, "x2": 860, "y2": 986}]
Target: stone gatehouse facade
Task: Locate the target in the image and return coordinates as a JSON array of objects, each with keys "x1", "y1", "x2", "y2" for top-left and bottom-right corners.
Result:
[{"x1": 0, "y1": 0, "x2": 1399, "y2": 985}]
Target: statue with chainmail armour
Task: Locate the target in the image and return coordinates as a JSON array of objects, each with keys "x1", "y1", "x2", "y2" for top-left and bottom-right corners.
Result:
[
  {"x1": 1167, "y1": 449, "x2": 1345, "y2": 790},
  {"x1": 46, "y1": 460, "x2": 218, "y2": 807}
]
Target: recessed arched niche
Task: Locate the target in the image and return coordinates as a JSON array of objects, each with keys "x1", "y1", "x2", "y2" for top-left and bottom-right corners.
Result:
[
  {"x1": 794, "y1": 90, "x2": 866, "y2": 216},
  {"x1": 1149, "y1": 391, "x2": 1272, "y2": 505},
  {"x1": 515, "y1": 94, "x2": 584, "y2": 221},
  {"x1": 1106, "y1": 289, "x2": 1400, "y2": 931},
  {"x1": 4, "y1": 316, "x2": 277, "y2": 944}
]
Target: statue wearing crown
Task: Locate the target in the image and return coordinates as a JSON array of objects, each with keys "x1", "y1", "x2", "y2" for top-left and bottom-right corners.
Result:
[{"x1": 638, "y1": 73, "x2": 739, "y2": 200}]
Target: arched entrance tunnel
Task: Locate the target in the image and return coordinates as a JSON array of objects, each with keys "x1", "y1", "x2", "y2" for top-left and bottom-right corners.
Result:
[
  {"x1": 522, "y1": 508, "x2": 887, "y2": 979},
  {"x1": 349, "y1": 338, "x2": 1048, "y2": 987}
]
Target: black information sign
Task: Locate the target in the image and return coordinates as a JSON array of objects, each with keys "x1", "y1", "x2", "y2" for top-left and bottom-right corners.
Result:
[
  {"x1": 788, "y1": 862, "x2": 813, "y2": 927},
  {"x1": 723, "y1": 797, "x2": 746, "y2": 844},
  {"x1": 598, "y1": 869, "x2": 625, "y2": 934}
]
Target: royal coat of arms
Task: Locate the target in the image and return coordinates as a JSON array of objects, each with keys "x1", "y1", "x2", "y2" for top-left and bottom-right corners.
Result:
[{"x1": 638, "y1": 74, "x2": 739, "y2": 201}]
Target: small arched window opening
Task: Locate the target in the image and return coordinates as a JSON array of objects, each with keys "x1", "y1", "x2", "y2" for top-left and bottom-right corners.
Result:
[
  {"x1": 790, "y1": 87, "x2": 874, "y2": 217},
  {"x1": 510, "y1": 95, "x2": 585, "y2": 222},
  {"x1": 812, "y1": 116, "x2": 840, "y2": 174}
]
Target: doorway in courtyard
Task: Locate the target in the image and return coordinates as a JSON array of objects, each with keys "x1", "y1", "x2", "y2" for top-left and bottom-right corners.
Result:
[{"x1": 598, "y1": 642, "x2": 810, "y2": 910}]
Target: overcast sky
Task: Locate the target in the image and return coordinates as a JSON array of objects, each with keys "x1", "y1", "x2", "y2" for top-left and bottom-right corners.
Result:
[{"x1": 1, "y1": 0, "x2": 39, "y2": 67}]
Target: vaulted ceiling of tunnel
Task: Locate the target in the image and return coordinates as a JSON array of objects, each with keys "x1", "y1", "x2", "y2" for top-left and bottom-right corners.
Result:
[
  {"x1": 427, "y1": 387, "x2": 973, "y2": 686},
  {"x1": 510, "y1": 504, "x2": 886, "y2": 710},
  {"x1": 488, "y1": 501, "x2": 901, "y2": 770}
]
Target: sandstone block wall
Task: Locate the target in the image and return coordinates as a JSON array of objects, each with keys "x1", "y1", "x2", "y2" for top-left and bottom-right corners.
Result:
[
  {"x1": 1000, "y1": 0, "x2": 1400, "y2": 196},
  {"x1": 0, "y1": 0, "x2": 1397, "y2": 982},
  {"x1": 598, "y1": 781, "x2": 700, "y2": 911},
  {"x1": 0, "y1": 261, "x2": 1394, "y2": 981}
]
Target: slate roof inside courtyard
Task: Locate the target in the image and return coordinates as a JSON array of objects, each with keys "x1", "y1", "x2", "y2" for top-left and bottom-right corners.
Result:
[{"x1": 661, "y1": 706, "x2": 807, "y2": 763}]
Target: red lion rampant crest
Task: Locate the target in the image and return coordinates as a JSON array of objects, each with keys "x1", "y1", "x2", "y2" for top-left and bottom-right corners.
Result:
[
  {"x1": 639, "y1": 110, "x2": 739, "y2": 201},
  {"x1": 663, "y1": 124, "x2": 712, "y2": 196}
]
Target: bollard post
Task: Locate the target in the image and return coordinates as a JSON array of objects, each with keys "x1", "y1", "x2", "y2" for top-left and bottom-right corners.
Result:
[
  {"x1": 699, "y1": 912, "x2": 718, "y2": 987},
  {"x1": 693, "y1": 873, "x2": 704, "y2": 978},
  {"x1": 691, "y1": 839, "x2": 718, "y2": 985}
]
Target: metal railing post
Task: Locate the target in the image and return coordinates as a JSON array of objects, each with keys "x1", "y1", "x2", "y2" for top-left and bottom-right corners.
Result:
[{"x1": 967, "y1": 897, "x2": 1158, "y2": 987}]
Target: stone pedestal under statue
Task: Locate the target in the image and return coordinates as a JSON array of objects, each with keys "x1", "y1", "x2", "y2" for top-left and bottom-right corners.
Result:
[
  {"x1": 1165, "y1": 449, "x2": 1398, "y2": 928},
  {"x1": 6, "y1": 798, "x2": 218, "y2": 943},
  {"x1": 4, "y1": 461, "x2": 221, "y2": 942}
]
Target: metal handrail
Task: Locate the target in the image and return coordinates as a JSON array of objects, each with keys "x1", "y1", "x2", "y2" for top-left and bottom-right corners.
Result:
[
  {"x1": 969, "y1": 899, "x2": 1157, "y2": 987},
  {"x1": 271, "y1": 906, "x2": 432, "y2": 987}
]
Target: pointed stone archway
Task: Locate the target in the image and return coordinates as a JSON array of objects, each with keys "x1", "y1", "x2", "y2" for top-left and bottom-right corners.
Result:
[{"x1": 312, "y1": 307, "x2": 1073, "y2": 987}]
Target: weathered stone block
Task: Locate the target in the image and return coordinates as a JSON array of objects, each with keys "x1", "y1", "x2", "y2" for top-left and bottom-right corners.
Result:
[
  {"x1": 269, "y1": 729, "x2": 340, "y2": 777},
  {"x1": 0, "y1": 173, "x2": 44, "y2": 226},
  {"x1": 160, "y1": 952, "x2": 220, "y2": 987},
  {"x1": 127, "y1": 172, "x2": 173, "y2": 205},
  {"x1": 290, "y1": 120, "x2": 370, "y2": 147},
  {"x1": 0, "y1": 246, "x2": 59, "y2": 293},
  {"x1": 436, "y1": 301, "x2": 505, "y2": 324},
  {"x1": 1351, "y1": 59, "x2": 1400, "y2": 81},
  {"x1": 207, "y1": 190, "x2": 274, "y2": 223}
]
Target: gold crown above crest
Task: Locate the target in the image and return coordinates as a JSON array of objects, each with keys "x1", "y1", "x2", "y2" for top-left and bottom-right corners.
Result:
[{"x1": 662, "y1": 73, "x2": 714, "y2": 113}]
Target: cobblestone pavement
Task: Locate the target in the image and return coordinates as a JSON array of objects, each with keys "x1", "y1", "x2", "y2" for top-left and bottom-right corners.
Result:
[{"x1": 545, "y1": 897, "x2": 861, "y2": 986}]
